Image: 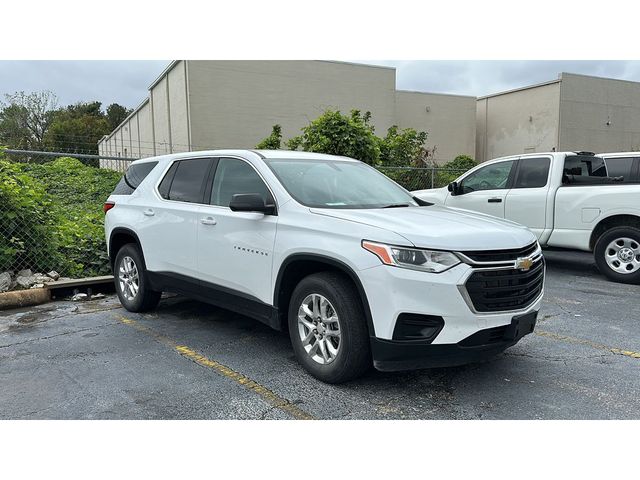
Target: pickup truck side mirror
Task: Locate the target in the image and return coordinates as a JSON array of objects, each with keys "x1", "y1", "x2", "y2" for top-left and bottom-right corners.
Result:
[
  {"x1": 229, "y1": 193, "x2": 276, "y2": 215},
  {"x1": 448, "y1": 181, "x2": 460, "y2": 196}
]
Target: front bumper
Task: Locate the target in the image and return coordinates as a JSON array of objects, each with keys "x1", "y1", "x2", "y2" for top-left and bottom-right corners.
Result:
[
  {"x1": 371, "y1": 310, "x2": 538, "y2": 371},
  {"x1": 358, "y1": 260, "x2": 543, "y2": 371}
]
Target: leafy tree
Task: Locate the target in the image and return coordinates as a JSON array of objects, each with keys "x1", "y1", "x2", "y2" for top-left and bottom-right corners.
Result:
[
  {"x1": 44, "y1": 101, "x2": 111, "y2": 162},
  {"x1": 0, "y1": 91, "x2": 58, "y2": 150},
  {"x1": 256, "y1": 124, "x2": 282, "y2": 149},
  {"x1": 286, "y1": 109, "x2": 380, "y2": 165},
  {"x1": 106, "y1": 103, "x2": 133, "y2": 130},
  {"x1": 378, "y1": 125, "x2": 428, "y2": 167}
]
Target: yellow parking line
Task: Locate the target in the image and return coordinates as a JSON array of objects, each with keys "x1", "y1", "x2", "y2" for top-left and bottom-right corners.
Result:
[
  {"x1": 117, "y1": 315, "x2": 315, "y2": 420},
  {"x1": 535, "y1": 330, "x2": 640, "y2": 359}
]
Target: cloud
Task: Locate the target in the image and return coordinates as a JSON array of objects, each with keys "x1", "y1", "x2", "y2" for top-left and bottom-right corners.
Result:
[
  {"x1": 0, "y1": 60, "x2": 168, "y2": 108},
  {"x1": 361, "y1": 60, "x2": 640, "y2": 96}
]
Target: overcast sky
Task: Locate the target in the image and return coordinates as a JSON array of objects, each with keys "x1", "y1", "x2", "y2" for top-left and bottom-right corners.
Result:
[{"x1": 2, "y1": 60, "x2": 640, "y2": 108}]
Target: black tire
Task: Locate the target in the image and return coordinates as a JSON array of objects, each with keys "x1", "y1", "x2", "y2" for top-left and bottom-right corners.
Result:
[
  {"x1": 288, "y1": 271, "x2": 371, "y2": 383},
  {"x1": 594, "y1": 226, "x2": 640, "y2": 285},
  {"x1": 113, "y1": 243, "x2": 162, "y2": 312}
]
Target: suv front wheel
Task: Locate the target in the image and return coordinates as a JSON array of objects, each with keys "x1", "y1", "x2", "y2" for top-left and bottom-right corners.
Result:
[
  {"x1": 114, "y1": 243, "x2": 162, "y2": 312},
  {"x1": 288, "y1": 272, "x2": 371, "y2": 383}
]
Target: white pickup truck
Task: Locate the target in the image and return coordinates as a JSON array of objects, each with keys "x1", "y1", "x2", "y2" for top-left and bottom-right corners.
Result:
[{"x1": 413, "y1": 151, "x2": 640, "y2": 284}]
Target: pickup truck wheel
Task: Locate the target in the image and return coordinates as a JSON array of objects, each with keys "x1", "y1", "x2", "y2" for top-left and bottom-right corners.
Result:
[
  {"x1": 114, "y1": 243, "x2": 162, "y2": 312},
  {"x1": 594, "y1": 227, "x2": 640, "y2": 284},
  {"x1": 288, "y1": 272, "x2": 371, "y2": 383}
]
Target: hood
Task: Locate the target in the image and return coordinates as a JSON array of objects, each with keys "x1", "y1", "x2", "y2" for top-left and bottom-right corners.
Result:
[{"x1": 310, "y1": 205, "x2": 536, "y2": 251}]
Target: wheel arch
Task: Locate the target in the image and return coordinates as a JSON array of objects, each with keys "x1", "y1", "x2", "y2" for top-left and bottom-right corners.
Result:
[
  {"x1": 589, "y1": 214, "x2": 640, "y2": 250},
  {"x1": 273, "y1": 254, "x2": 376, "y2": 337},
  {"x1": 108, "y1": 228, "x2": 145, "y2": 271}
]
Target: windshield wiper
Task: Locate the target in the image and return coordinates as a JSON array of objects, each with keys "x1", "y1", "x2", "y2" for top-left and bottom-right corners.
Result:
[{"x1": 380, "y1": 203, "x2": 411, "y2": 209}]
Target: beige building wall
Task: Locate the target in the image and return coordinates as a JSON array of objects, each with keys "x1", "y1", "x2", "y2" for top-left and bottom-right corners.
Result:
[
  {"x1": 167, "y1": 61, "x2": 190, "y2": 151},
  {"x1": 151, "y1": 76, "x2": 171, "y2": 156},
  {"x1": 559, "y1": 73, "x2": 640, "y2": 152},
  {"x1": 395, "y1": 91, "x2": 476, "y2": 163},
  {"x1": 128, "y1": 113, "x2": 140, "y2": 158},
  {"x1": 137, "y1": 100, "x2": 154, "y2": 157},
  {"x1": 187, "y1": 60, "x2": 397, "y2": 150},
  {"x1": 99, "y1": 60, "x2": 476, "y2": 166},
  {"x1": 476, "y1": 81, "x2": 561, "y2": 162}
]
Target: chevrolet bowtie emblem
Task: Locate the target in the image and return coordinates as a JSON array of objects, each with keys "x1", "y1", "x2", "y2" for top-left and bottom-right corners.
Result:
[{"x1": 516, "y1": 257, "x2": 533, "y2": 271}]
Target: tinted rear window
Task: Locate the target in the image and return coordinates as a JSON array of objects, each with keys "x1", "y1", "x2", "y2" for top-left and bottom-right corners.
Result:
[
  {"x1": 112, "y1": 162, "x2": 158, "y2": 195},
  {"x1": 166, "y1": 158, "x2": 211, "y2": 203},
  {"x1": 158, "y1": 162, "x2": 179, "y2": 199},
  {"x1": 604, "y1": 157, "x2": 635, "y2": 181},
  {"x1": 513, "y1": 157, "x2": 550, "y2": 188},
  {"x1": 562, "y1": 155, "x2": 609, "y2": 185}
]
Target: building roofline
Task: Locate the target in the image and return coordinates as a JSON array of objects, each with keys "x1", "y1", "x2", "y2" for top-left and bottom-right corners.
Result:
[
  {"x1": 317, "y1": 60, "x2": 396, "y2": 71},
  {"x1": 99, "y1": 97, "x2": 149, "y2": 145},
  {"x1": 560, "y1": 71, "x2": 640, "y2": 86},
  {"x1": 396, "y1": 88, "x2": 476, "y2": 99},
  {"x1": 148, "y1": 60, "x2": 181, "y2": 90},
  {"x1": 477, "y1": 78, "x2": 562, "y2": 100}
]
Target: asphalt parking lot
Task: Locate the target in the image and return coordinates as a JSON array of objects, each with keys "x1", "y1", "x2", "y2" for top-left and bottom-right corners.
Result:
[{"x1": 1, "y1": 250, "x2": 638, "y2": 420}]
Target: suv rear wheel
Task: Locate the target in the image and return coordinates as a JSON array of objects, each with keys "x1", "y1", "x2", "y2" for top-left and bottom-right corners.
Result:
[
  {"x1": 288, "y1": 272, "x2": 371, "y2": 383},
  {"x1": 114, "y1": 243, "x2": 162, "y2": 312},
  {"x1": 594, "y1": 226, "x2": 640, "y2": 284}
]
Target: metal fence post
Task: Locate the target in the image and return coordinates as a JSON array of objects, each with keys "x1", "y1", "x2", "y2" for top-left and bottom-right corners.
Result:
[{"x1": 431, "y1": 164, "x2": 435, "y2": 189}]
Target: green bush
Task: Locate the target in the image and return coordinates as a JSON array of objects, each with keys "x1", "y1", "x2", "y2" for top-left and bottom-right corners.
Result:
[
  {"x1": 378, "y1": 126, "x2": 428, "y2": 167},
  {"x1": 0, "y1": 156, "x2": 121, "y2": 277},
  {"x1": 256, "y1": 124, "x2": 282, "y2": 149},
  {"x1": 0, "y1": 159, "x2": 61, "y2": 273},
  {"x1": 286, "y1": 110, "x2": 381, "y2": 165}
]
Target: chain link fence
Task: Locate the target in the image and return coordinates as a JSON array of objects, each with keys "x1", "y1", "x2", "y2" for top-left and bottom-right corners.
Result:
[
  {"x1": 1, "y1": 149, "x2": 468, "y2": 291},
  {"x1": 376, "y1": 166, "x2": 467, "y2": 191}
]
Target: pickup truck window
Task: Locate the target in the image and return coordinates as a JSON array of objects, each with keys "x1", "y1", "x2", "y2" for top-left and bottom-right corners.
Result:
[
  {"x1": 604, "y1": 157, "x2": 636, "y2": 182},
  {"x1": 513, "y1": 157, "x2": 550, "y2": 188},
  {"x1": 562, "y1": 155, "x2": 620, "y2": 185},
  {"x1": 459, "y1": 160, "x2": 515, "y2": 194}
]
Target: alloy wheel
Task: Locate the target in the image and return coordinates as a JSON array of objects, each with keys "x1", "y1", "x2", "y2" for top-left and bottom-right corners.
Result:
[
  {"x1": 297, "y1": 293, "x2": 341, "y2": 365},
  {"x1": 118, "y1": 256, "x2": 140, "y2": 300}
]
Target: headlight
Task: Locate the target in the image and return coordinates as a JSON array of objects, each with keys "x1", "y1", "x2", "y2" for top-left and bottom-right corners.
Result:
[{"x1": 362, "y1": 240, "x2": 460, "y2": 273}]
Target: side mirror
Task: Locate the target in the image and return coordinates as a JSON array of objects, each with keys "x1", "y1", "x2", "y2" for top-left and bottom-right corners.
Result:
[
  {"x1": 229, "y1": 193, "x2": 276, "y2": 215},
  {"x1": 447, "y1": 181, "x2": 459, "y2": 195}
]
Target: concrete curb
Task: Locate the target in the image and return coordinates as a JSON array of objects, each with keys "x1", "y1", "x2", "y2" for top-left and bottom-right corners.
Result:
[
  {"x1": 0, "y1": 288, "x2": 51, "y2": 311},
  {"x1": 0, "y1": 276, "x2": 115, "y2": 311}
]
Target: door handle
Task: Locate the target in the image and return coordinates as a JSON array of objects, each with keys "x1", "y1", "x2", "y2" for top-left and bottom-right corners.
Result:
[
  {"x1": 487, "y1": 198, "x2": 502, "y2": 203},
  {"x1": 143, "y1": 208, "x2": 155, "y2": 216},
  {"x1": 201, "y1": 217, "x2": 217, "y2": 225}
]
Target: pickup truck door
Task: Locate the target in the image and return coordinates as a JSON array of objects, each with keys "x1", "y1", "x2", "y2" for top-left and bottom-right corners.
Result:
[
  {"x1": 444, "y1": 159, "x2": 516, "y2": 218},
  {"x1": 504, "y1": 156, "x2": 552, "y2": 239}
]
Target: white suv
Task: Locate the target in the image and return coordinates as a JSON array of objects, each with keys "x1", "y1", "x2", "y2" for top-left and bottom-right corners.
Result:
[{"x1": 104, "y1": 150, "x2": 544, "y2": 383}]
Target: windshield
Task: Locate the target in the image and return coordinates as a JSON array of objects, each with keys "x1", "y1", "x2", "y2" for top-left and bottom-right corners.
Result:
[{"x1": 264, "y1": 158, "x2": 419, "y2": 209}]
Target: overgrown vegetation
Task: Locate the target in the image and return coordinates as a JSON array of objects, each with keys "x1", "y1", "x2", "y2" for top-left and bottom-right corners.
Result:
[
  {"x1": 0, "y1": 148, "x2": 121, "y2": 277},
  {"x1": 255, "y1": 109, "x2": 479, "y2": 189},
  {"x1": 256, "y1": 109, "x2": 438, "y2": 168},
  {"x1": 256, "y1": 124, "x2": 282, "y2": 150},
  {"x1": 286, "y1": 110, "x2": 381, "y2": 165}
]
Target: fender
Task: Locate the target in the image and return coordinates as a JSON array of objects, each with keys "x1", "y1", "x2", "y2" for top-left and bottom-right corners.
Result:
[
  {"x1": 273, "y1": 253, "x2": 377, "y2": 337},
  {"x1": 108, "y1": 227, "x2": 145, "y2": 269}
]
